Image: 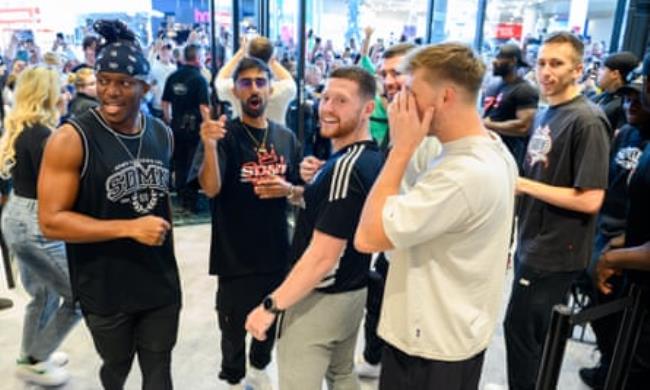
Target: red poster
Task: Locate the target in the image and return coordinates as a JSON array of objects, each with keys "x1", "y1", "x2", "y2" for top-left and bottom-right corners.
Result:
[{"x1": 495, "y1": 23, "x2": 523, "y2": 40}]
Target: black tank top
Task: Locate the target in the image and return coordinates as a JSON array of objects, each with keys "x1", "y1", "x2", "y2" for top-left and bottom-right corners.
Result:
[{"x1": 65, "y1": 108, "x2": 181, "y2": 315}]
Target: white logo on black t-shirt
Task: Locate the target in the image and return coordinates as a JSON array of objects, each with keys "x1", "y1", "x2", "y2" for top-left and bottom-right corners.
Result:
[
  {"x1": 172, "y1": 83, "x2": 188, "y2": 96},
  {"x1": 106, "y1": 159, "x2": 170, "y2": 214},
  {"x1": 615, "y1": 147, "x2": 643, "y2": 171},
  {"x1": 527, "y1": 125, "x2": 553, "y2": 168}
]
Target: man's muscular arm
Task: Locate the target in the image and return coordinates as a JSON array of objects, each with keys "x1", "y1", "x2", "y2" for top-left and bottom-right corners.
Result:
[{"x1": 38, "y1": 124, "x2": 170, "y2": 246}]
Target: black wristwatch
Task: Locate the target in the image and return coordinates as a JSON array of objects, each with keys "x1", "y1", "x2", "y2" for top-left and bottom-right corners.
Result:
[{"x1": 262, "y1": 295, "x2": 282, "y2": 315}]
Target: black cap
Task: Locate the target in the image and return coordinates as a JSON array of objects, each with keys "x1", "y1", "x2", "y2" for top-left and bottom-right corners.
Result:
[
  {"x1": 618, "y1": 76, "x2": 643, "y2": 96},
  {"x1": 496, "y1": 44, "x2": 528, "y2": 68},
  {"x1": 603, "y1": 51, "x2": 639, "y2": 82}
]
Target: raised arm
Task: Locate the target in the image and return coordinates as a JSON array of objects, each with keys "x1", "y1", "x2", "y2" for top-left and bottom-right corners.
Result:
[
  {"x1": 360, "y1": 26, "x2": 374, "y2": 58},
  {"x1": 38, "y1": 125, "x2": 170, "y2": 245},
  {"x1": 269, "y1": 58, "x2": 293, "y2": 81},
  {"x1": 216, "y1": 39, "x2": 247, "y2": 81},
  {"x1": 198, "y1": 113, "x2": 227, "y2": 197}
]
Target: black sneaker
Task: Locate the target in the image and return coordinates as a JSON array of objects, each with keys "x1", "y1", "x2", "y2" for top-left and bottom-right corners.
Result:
[
  {"x1": 0, "y1": 297, "x2": 13, "y2": 311},
  {"x1": 579, "y1": 364, "x2": 607, "y2": 389}
]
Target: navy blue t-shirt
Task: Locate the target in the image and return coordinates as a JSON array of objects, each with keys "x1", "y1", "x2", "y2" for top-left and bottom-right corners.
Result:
[{"x1": 289, "y1": 140, "x2": 384, "y2": 293}]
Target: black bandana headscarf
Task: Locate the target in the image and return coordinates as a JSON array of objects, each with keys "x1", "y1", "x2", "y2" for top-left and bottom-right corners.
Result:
[{"x1": 93, "y1": 20, "x2": 150, "y2": 81}]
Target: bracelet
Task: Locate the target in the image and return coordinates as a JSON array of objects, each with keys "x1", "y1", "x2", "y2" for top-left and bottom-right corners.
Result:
[{"x1": 287, "y1": 184, "x2": 295, "y2": 199}]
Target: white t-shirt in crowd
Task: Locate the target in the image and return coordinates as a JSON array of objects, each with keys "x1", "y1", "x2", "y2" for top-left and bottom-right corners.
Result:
[
  {"x1": 215, "y1": 77, "x2": 296, "y2": 126},
  {"x1": 379, "y1": 132, "x2": 518, "y2": 361},
  {"x1": 150, "y1": 60, "x2": 176, "y2": 110}
]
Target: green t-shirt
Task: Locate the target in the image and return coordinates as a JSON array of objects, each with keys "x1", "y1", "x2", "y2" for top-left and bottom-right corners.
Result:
[{"x1": 360, "y1": 56, "x2": 389, "y2": 147}]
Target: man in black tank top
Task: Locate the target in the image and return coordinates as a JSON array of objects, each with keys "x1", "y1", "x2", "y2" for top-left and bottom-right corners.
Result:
[{"x1": 37, "y1": 20, "x2": 180, "y2": 390}]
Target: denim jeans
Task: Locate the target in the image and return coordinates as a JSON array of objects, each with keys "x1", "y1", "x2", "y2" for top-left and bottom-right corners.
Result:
[{"x1": 1, "y1": 194, "x2": 81, "y2": 362}]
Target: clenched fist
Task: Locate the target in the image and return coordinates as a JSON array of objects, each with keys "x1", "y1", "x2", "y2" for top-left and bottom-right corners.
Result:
[
  {"x1": 128, "y1": 215, "x2": 171, "y2": 246},
  {"x1": 299, "y1": 156, "x2": 325, "y2": 183}
]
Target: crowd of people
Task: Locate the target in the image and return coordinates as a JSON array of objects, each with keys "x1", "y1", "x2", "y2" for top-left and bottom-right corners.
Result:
[{"x1": 0, "y1": 14, "x2": 649, "y2": 390}]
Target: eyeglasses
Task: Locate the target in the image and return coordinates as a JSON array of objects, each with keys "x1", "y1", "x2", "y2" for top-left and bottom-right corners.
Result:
[{"x1": 236, "y1": 77, "x2": 268, "y2": 89}]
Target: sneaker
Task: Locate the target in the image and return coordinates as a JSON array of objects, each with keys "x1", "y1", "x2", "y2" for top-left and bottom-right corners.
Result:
[
  {"x1": 49, "y1": 351, "x2": 69, "y2": 367},
  {"x1": 245, "y1": 367, "x2": 273, "y2": 390},
  {"x1": 483, "y1": 384, "x2": 507, "y2": 390},
  {"x1": 579, "y1": 364, "x2": 606, "y2": 389},
  {"x1": 15, "y1": 360, "x2": 69, "y2": 386},
  {"x1": 0, "y1": 297, "x2": 13, "y2": 310},
  {"x1": 356, "y1": 359, "x2": 381, "y2": 379}
]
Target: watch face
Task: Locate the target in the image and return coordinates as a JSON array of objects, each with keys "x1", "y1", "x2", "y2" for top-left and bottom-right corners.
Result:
[{"x1": 263, "y1": 296, "x2": 274, "y2": 311}]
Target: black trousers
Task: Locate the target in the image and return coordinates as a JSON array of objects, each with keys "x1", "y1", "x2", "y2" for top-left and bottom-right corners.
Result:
[
  {"x1": 216, "y1": 272, "x2": 284, "y2": 384},
  {"x1": 626, "y1": 307, "x2": 650, "y2": 389},
  {"x1": 363, "y1": 253, "x2": 389, "y2": 365},
  {"x1": 172, "y1": 130, "x2": 199, "y2": 210},
  {"x1": 379, "y1": 343, "x2": 484, "y2": 390},
  {"x1": 503, "y1": 263, "x2": 581, "y2": 390},
  {"x1": 84, "y1": 303, "x2": 181, "y2": 390}
]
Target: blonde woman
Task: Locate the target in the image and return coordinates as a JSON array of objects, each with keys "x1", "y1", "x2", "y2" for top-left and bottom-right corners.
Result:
[
  {"x1": 67, "y1": 67, "x2": 98, "y2": 117},
  {"x1": 0, "y1": 67, "x2": 80, "y2": 387}
]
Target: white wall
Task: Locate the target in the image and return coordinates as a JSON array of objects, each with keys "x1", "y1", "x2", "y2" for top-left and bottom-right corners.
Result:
[{"x1": 588, "y1": 16, "x2": 614, "y2": 47}]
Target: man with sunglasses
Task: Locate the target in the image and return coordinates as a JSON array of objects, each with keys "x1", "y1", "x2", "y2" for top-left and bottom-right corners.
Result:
[
  {"x1": 197, "y1": 57, "x2": 300, "y2": 390},
  {"x1": 162, "y1": 43, "x2": 210, "y2": 214}
]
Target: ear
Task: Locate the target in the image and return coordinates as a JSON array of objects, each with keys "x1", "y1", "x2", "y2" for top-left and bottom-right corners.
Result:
[
  {"x1": 363, "y1": 98, "x2": 375, "y2": 117},
  {"x1": 141, "y1": 81, "x2": 151, "y2": 94},
  {"x1": 574, "y1": 61, "x2": 585, "y2": 81}
]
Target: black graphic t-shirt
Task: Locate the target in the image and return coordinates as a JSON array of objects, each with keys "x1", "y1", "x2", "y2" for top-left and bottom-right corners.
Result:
[
  {"x1": 517, "y1": 95, "x2": 610, "y2": 272},
  {"x1": 65, "y1": 108, "x2": 181, "y2": 315},
  {"x1": 290, "y1": 140, "x2": 384, "y2": 294},
  {"x1": 162, "y1": 64, "x2": 209, "y2": 132},
  {"x1": 625, "y1": 143, "x2": 650, "y2": 286},
  {"x1": 598, "y1": 125, "x2": 649, "y2": 237},
  {"x1": 483, "y1": 78, "x2": 539, "y2": 170},
  {"x1": 203, "y1": 119, "x2": 300, "y2": 277}
]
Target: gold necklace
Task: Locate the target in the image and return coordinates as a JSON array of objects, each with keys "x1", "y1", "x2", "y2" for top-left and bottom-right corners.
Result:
[{"x1": 241, "y1": 122, "x2": 269, "y2": 153}]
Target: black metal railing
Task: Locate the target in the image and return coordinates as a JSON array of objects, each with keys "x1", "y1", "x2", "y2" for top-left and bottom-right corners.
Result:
[{"x1": 535, "y1": 284, "x2": 648, "y2": 390}]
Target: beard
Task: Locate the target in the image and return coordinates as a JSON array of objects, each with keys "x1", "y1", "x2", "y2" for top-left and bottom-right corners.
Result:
[
  {"x1": 242, "y1": 95, "x2": 267, "y2": 118},
  {"x1": 493, "y1": 63, "x2": 513, "y2": 77},
  {"x1": 320, "y1": 113, "x2": 362, "y2": 139}
]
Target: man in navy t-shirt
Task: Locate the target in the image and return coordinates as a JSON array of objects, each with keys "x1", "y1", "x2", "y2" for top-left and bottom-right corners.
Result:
[{"x1": 245, "y1": 66, "x2": 383, "y2": 390}]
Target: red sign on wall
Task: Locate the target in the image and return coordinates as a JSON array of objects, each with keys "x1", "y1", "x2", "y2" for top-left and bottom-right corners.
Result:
[{"x1": 495, "y1": 23, "x2": 523, "y2": 40}]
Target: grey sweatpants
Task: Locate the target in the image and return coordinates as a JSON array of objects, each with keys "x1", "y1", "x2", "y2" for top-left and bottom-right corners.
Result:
[{"x1": 277, "y1": 288, "x2": 367, "y2": 390}]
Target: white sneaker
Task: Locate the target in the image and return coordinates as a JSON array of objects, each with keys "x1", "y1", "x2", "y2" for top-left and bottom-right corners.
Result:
[
  {"x1": 483, "y1": 384, "x2": 507, "y2": 390},
  {"x1": 15, "y1": 360, "x2": 70, "y2": 386},
  {"x1": 245, "y1": 367, "x2": 273, "y2": 390},
  {"x1": 356, "y1": 359, "x2": 381, "y2": 379},
  {"x1": 49, "y1": 351, "x2": 69, "y2": 367}
]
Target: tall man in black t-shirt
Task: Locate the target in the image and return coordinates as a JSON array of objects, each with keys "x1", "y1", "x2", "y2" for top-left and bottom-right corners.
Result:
[
  {"x1": 245, "y1": 66, "x2": 384, "y2": 390},
  {"x1": 162, "y1": 43, "x2": 210, "y2": 213},
  {"x1": 503, "y1": 32, "x2": 611, "y2": 390},
  {"x1": 198, "y1": 57, "x2": 300, "y2": 390},
  {"x1": 483, "y1": 43, "x2": 539, "y2": 171},
  {"x1": 38, "y1": 20, "x2": 180, "y2": 390}
]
